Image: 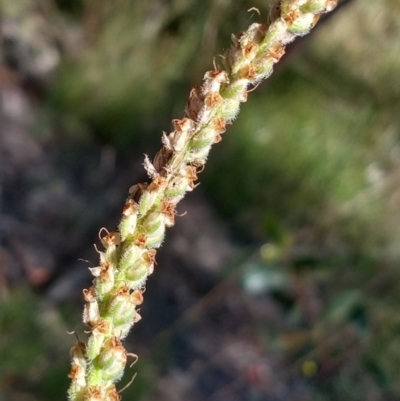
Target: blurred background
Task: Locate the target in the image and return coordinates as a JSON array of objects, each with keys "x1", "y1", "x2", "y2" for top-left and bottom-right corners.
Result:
[{"x1": 2, "y1": 0, "x2": 400, "y2": 400}]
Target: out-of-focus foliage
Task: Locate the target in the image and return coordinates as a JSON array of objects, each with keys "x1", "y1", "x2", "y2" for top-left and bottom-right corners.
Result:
[
  {"x1": 0, "y1": 289, "x2": 70, "y2": 401},
  {"x1": 50, "y1": 0, "x2": 272, "y2": 146},
  {"x1": 205, "y1": 0, "x2": 400, "y2": 240}
]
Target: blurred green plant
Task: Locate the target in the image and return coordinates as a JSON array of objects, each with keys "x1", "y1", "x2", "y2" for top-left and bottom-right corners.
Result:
[{"x1": 0, "y1": 289, "x2": 69, "y2": 401}]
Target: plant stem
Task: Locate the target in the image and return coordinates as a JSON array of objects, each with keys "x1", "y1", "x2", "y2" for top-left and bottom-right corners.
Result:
[{"x1": 67, "y1": 1, "x2": 338, "y2": 400}]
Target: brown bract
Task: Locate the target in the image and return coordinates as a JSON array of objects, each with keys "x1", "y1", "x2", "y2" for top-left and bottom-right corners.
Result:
[
  {"x1": 128, "y1": 183, "x2": 148, "y2": 203},
  {"x1": 122, "y1": 199, "x2": 138, "y2": 217},
  {"x1": 267, "y1": 42, "x2": 286, "y2": 63},
  {"x1": 186, "y1": 86, "x2": 205, "y2": 121}
]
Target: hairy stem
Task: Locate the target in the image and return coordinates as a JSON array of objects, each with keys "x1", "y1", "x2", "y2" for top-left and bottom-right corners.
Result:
[{"x1": 68, "y1": 1, "x2": 338, "y2": 400}]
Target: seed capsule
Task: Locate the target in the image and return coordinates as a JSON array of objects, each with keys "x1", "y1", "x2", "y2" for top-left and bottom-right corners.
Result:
[
  {"x1": 142, "y1": 211, "x2": 165, "y2": 235},
  {"x1": 122, "y1": 248, "x2": 151, "y2": 285},
  {"x1": 96, "y1": 337, "x2": 127, "y2": 382},
  {"x1": 118, "y1": 245, "x2": 142, "y2": 273},
  {"x1": 137, "y1": 185, "x2": 161, "y2": 216},
  {"x1": 107, "y1": 286, "x2": 136, "y2": 327},
  {"x1": 87, "y1": 319, "x2": 110, "y2": 360},
  {"x1": 299, "y1": 0, "x2": 327, "y2": 13},
  {"x1": 286, "y1": 12, "x2": 315, "y2": 35},
  {"x1": 98, "y1": 229, "x2": 121, "y2": 266},
  {"x1": 220, "y1": 98, "x2": 241, "y2": 122},
  {"x1": 165, "y1": 176, "x2": 191, "y2": 198},
  {"x1": 91, "y1": 262, "x2": 115, "y2": 299},
  {"x1": 144, "y1": 219, "x2": 166, "y2": 248},
  {"x1": 119, "y1": 199, "x2": 138, "y2": 240},
  {"x1": 82, "y1": 287, "x2": 100, "y2": 327},
  {"x1": 189, "y1": 125, "x2": 218, "y2": 151}
]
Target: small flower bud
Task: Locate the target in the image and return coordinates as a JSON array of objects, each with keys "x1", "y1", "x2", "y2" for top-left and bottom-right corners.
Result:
[
  {"x1": 165, "y1": 176, "x2": 191, "y2": 198},
  {"x1": 260, "y1": 20, "x2": 290, "y2": 50},
  {"x1": 118, "y1": 245, "x2": 142, "y2": 272},
  {"x1": 189, "y1": 126, "x2": 217, "y2": 151},
  {"x1": 107, "y1": 286, "x2": 137, "y2": 328},
  {"x1": 142, "y1": 211, "x2": 164, "y2": 236},
  {"x1": 137, "y1": 186, "x2": 160, "y2": 216},
  {"x1": 221, "y1": 79, "x2": 248, "y2": 99},
  {"x1": 220, "y1": 98, "x2": 241, "y2": 122},
  {"x1": 300, "y1": 0, "x2": 327, "y2": 13},
  {"x1": 226, "y1": 45, "x2": 247, "y2": 75},
  {"x1": 83, "y1": 287, "x2": 100, "y2": 327},
  {"x1": 119, "y1": 200, "x2": 138, "y2": 240},
  {"x1": 87, "y1": 319, "x2": 110, "y2": 360},
  {"x1": 96, "y1": 337, "x2": 127, "y2": 382},
  {"x1": 253, "y1": 57, "x2": 274, "y2": 81},
  {"x1": 287, "y1": 12, "x2": 315, "y2": 35},
  {"x1": 240, "y1": 23, "x2": 267, "y2": 47},
  {"x1": 98, "y1": 229, "x2": 121, "y2": 266},
  {"x1": 112, "y1": 309, "x2": 142, "y2": 338},
  {"x1": 91, "y1": 262, "x2": 115, "y2": 299},
  {"x1": 187, "y1": 144, "x2": 212, "y2": 164},
  {"x1": 123, "y1": 249, "x2": 150, "y2": 285},
  {"x1": 144, "y1": 218, "x2": 166, "y2": 248},
  {"x1": 168, "y1": 129, "x2": 189, "y2": 153}
]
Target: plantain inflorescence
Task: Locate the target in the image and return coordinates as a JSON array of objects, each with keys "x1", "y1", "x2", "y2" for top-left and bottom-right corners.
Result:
[{"x1": 67, "y1": 1, "x2": 338, "y2": 400}]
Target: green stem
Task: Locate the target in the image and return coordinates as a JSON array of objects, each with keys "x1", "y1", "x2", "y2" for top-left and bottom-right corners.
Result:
[{"x1": 67, "y1": 1, "x2": 339, "y2": 400}]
